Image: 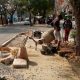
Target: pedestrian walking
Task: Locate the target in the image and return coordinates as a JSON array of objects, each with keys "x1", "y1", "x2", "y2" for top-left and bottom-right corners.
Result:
[{"x1": 63, "y1": 18, "x2": 72, "y2": 42}]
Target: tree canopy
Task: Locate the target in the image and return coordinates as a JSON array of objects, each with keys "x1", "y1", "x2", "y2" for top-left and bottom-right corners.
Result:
[
  {"x1": 30, "y1": 0, "x2": 55, "y2": 17},
  {"x1": 0, "y1": 0, "x2": 55, "y2": 17},
  {"x1": 0, "y1": 0, "x2": 55, "y2": 24}
]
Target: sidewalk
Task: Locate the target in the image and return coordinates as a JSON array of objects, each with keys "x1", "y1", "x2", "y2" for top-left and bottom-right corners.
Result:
[
  {"x1": 0, "y1": 29, "x2": 79, "y2": 80},
  {"x1": 24, "y1": 38, "x2": 79, "y2": 80}
]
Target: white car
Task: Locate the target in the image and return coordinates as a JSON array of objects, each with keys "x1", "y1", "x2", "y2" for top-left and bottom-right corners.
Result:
[
  {"x1": 24, "y1": 18, "x2": 30, "y2": 25},
  {"x1": 24, "y1": 18, "x2": 34, "y2": 25}
]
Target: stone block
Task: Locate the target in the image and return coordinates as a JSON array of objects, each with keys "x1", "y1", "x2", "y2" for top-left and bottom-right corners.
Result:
[{"x1": 13, "y1": 58, "x2": 27, "y2": 68}]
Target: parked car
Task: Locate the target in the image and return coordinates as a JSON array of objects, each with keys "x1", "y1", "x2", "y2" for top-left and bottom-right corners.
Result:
[
  {"x1": 24, "y1": 17, "x2": 34, "y2": 25},
  {"x1": 24, "y1": 18, "x2": 30, "y2": 25}
]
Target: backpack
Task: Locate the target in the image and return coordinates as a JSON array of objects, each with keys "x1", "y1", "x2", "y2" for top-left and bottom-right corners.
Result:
[{"x1": 63, "y1": 20, "x2": 72, "y2": 29}]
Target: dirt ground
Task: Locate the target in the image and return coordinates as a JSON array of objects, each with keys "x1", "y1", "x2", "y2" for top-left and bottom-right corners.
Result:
[{"x1": 0, "y1": 29, "x2": 80, "y2": 80}]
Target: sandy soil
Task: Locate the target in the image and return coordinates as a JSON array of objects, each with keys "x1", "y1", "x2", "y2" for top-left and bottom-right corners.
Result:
[{"x1": 0, "y1": 32, "x2": 80, "y2": 80}]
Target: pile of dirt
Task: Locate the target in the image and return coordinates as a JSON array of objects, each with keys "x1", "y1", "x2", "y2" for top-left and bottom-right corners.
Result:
[{"x1": 59, "y1": 42, "x2": 80, "y2": 78}]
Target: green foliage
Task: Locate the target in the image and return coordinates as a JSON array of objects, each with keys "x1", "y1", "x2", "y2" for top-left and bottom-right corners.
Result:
[
  {"x1": 69, "y1": 0, "x2": 80, "y2": 15},
  {"x1": 30, "y1": 0, "x2": 48, "y2": 16},
  {"x1": 11, "y1": 0, "x2": 29, "y2": 16},
  {"x1": 0, "y1": 0, "x2": 55, "y2": 18},
  {"x1": 0, "y1": 0, "x2": 8, "y2": 4},
  {"x1": 48, "y1": 0, "x2": 55, "y2": 10},
  {"x1": 70, "y1": 30, "x2": 77, "y2": 39},
  {"x1": 29, "y1": 0, "x2": 55, "y2": 17},
  {"x1": 0, "y1": 0, "x2": 9, "y2": 14}
]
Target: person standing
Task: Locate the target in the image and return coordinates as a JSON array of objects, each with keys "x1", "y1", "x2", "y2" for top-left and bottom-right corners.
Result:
[
  {"x1": 53, "y1": 14, "x2": 63, "y2": 47},
  {"x1": 63, "y1": 18, "x2": 72, "y2": 42},
  {"x1": 60, "y1": 19, "x2": 65, "y2": 42}
]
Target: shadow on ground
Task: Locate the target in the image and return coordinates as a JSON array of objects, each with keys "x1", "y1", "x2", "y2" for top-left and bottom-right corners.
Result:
[{"x1": 29, "y1": 61, "x2": 38, "y2": 66}]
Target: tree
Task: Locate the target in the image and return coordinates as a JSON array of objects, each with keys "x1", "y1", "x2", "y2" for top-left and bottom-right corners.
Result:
[
  {"x1": 0, "y1": 0, "x2": 55, "y2": 25},
  {"x1": 8, "y1": 0, "x2": 55, "y2": 25},
  {"x1": 30, "y1": 0, "x2": 55, "y2": 17},
  {"x1": 0, "y1": 0, "x2": 8, "y2": 25},
  {"x1": 48, "y1": 0, "x2": 55, "y2": 10},
  {"x1": 13, "y1": 0, "x2": 28, "y2": 21},
  {"x1": 69, "y1": 0, "x2": 80, "y2": 56},
  {"x1": 6, "y1": 0, "x2": 18, "y2": 24},
  {"x1": 14, "y1": 0, "x2": 33, "y2": 25}
]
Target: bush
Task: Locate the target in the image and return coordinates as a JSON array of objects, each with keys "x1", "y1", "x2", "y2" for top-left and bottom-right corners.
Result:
[
  {"x1": 70, "y1": 30, "x2": 77, "y2": 44},
  {"x1": 71, "y1": 30, "x2": 77, "y2": 39}
]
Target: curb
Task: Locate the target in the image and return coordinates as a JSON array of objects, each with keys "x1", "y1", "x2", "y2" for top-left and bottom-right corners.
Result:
[{"x1": 1, "y1": 34, "x2": 19, "y2": 47}]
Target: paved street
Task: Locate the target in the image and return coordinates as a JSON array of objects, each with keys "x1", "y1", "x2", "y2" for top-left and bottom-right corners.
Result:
[
  {"x1": 0, "y1": 24, "x2": 53, "y2": 45},
  {"x1": 0, "y1": 24, "x2": 73, "y2": 46}
]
